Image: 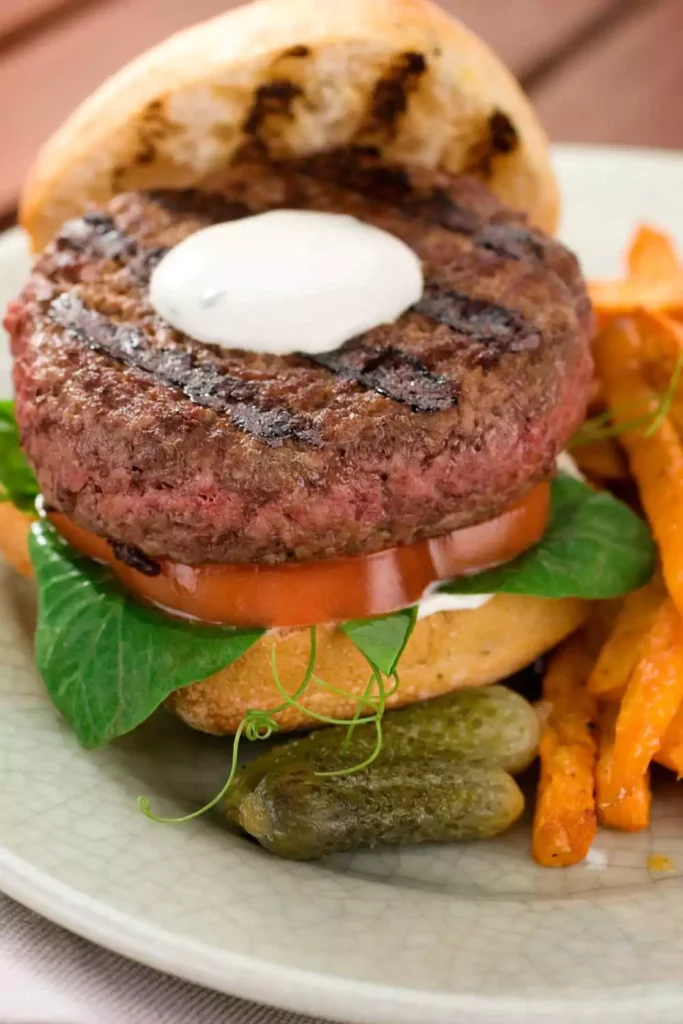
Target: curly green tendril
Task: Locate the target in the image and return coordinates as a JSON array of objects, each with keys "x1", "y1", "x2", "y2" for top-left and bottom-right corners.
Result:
[
  {"x1": 570, "y1": 350, "x2": 683, "y2": 449},
  {"x1": 139, "y1": 625, "x2": 394, "y2": 823}
]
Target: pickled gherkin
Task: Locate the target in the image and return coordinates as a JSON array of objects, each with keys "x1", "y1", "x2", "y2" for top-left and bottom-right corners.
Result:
[
  {"x1": 238, "y1": 758, "x2": 524, "y2": 859},
  {"x1": 224, "y1": 684, "x2": 538, "y2": 822}
]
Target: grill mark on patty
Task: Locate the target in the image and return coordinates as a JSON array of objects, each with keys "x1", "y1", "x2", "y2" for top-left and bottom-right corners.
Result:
[
  {"x1": 292, "y1": 158, "x2": 547, "y2": 264},
  {"x1": 125, "y1": 246, "x2": 169, "y2": 285},
  {"x1": 48, "y1": 294, "x2": 320, "y2": 446},
  {"x1": 305, "y1": 282, "x2": 541, "y2": 400},
  {"x1": 109, "y1": 540, "x2": 162, "y2": 576},
  {"x1": 413, "y1": 282, "x2": 542, "y2": 367},
  {"x1": 418, "y1": 189, "x2": 546, "y2": 261},
  {"x1": 144, "y1": 190, "x2": 252, "y2": 221},
  {"x1": 304, "y1": 344, "x2": 457, "y2": 413},
  {"x1": 56, "y1": 212, "x2": 137, "y2": 261}
]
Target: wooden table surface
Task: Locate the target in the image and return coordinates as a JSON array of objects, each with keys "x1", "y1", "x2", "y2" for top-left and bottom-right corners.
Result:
[{"x1": 3, "y1": 0, "x2": 683, "y2": 226}]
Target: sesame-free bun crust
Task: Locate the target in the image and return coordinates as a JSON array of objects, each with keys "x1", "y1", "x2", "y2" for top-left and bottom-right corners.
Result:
[
  {"x1": 168, "y1": 594, "x2": 585, "y2": 733},
  {"x1": 0, "y1": 502, "x2": 584, "y2": 735},
  {"x1": 21, "y1": 0, "x2": 559, "y2": 250}
]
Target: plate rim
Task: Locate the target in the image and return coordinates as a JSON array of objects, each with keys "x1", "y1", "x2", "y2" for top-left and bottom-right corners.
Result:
[
  {"x1": 4, "y1": 142, "x2": 683, "y2": 1024},
  {"x1": 3, "y1": 846, "x2": 681, "y2": 1024}
]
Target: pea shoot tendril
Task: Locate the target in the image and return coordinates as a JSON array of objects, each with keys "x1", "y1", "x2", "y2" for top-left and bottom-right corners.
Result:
[
  {"x1": 570, "y1": 350, "x2": 683, "y2": 449},
  {"x1": 139, "y1": 625, "x2": 395, "y2": 824}
]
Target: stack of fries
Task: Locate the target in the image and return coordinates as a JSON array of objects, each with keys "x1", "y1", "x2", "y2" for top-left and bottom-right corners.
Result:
[{"x1": 532, "y1": 225, "x2": 683, "y2": 867}]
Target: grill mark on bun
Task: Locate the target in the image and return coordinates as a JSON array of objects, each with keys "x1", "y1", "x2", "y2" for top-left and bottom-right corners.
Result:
[
  {"x1": 282, "y1": 44, "x2": 310, "y2": 58},
  {"x1": 357, "y1": 51, "x2": 428, "y2": 142},
  {"x1": 303, "y1": 343, "x2": 457, "y2": 413},
  {"x1": 413, "y1": 282, "x2": 542, "y2": 367},
  {"x1": 465, "y1": 110, "x2": 520, "y2": 178},
  {"x1": 243, "y1": 79, "x2": 303, "y2": 136},
  {"x1": 48, "y1": 294, "x2": 320, "y2": 447},
  {"x1": 489, "y1": 111, "x2": 519, "y2": 154}
]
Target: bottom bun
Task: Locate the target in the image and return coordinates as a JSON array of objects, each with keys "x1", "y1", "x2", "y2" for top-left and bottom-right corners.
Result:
[
  {"x1": 0, "y1": 506, "x2": 585, "y2": 735},
  {"x1": 168, "y1": 594, "x2": 586, "y2": 734}
]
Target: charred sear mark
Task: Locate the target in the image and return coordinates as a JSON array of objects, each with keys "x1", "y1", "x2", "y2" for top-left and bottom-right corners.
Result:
[
  {"x1": 283, "y1": 44, "x2": 309, "y2": 58},
  {"x1": 365, "y1": 51, "x2": 427, "y2": 136},
  {"x1": 476, "y1": 224, "x2": 545, "y2": 261},
  {"x1": 144, "y1": 189, "x2": 252, "y2": 222},
  {"x1": 109, "y1": 540, "x2": 162, "y2": 577},
  {"x1": 126, "y1": 246, "x2": 169, "y2": 285},
  {"x1": 413, "y1": 282, "x2": 542, "y2": 367},
  {"x1": 243, "y1": 79, "x2": 303, "y2": 135},
  {"x1": 420, "y1": 191, "x2": 546, "y2": 261},
  {"x1": 55, "y1": 212, "x2": 137, "y2": 262},
  {"x1": 464, "y1": 110, "x2": 519, "y2": 178},
  {"x1": 489, "y1": 111, "x2": 518, "y2": 154},
  {"x1": 48, "y1": 295, "x2": 319, "y2": 446},
  {"x1": 421, "y1": 190, "x2": 481, "y2": 234},
  {"x1": 300, "y1": 150, "x2": 413, "y2": 203},
  {"x1": 305, "y1": 344, "x2": 457, "y2": 412}
]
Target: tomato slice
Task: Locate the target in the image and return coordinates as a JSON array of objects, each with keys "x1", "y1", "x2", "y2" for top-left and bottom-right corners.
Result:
[{"x1": 48, "y1": 482, "x2": 549, "y2": 629}]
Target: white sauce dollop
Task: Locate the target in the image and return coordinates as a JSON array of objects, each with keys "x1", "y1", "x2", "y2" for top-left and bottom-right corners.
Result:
[
  {"x1": 556, "y1": 450, "x2": 585, "y2": 481},
  {"x1": 149, "y1": 210, "x2": 424, "y2": 353},
  {"x1": 417, "y1": 588, "x2": 493, "y2": 621}
]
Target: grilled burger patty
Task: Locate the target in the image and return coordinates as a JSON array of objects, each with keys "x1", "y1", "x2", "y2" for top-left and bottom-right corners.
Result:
[{"x1": 7, "y1": 154, "x2": 593, "y2": 566}]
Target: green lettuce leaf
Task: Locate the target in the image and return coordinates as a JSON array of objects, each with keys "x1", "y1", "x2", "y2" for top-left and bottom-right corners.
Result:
[
  {"x1": 439, "y1": 473, "x2": 656, "y2": 600},
  {"x1": 0, "y1": 400, "x2": 39, "y2": 512},
  {"x1": 340, "y1": 607, "x2": 417, "y2": 676},
  {"x1": 29, "y1": 519, "x2": 264, "y2": 748}
]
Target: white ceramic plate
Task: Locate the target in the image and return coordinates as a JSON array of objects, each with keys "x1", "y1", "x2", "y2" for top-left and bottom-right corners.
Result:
[{"x1": 2, "y1": 145, "x2": 683, "y2": 1024}]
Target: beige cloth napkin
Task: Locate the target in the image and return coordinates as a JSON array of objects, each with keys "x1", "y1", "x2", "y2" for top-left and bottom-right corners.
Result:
[{"x1": 0, "y1": 893, "x2": 328, "y2": 1024}]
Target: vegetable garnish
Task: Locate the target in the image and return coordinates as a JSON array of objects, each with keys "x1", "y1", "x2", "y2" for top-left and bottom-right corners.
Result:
[
  {"x1": 590, "y1": 224, "x2": 683, "y2": 317},
  {"x1": 594, "y1": 319, "x2": 683, "y2": 617},
  {"x1": 569, "y1": 348, "x2": 683, "y2": 449},
  {"x1": 140, "y1": 622, "x2": 411, "y2": 823},
  {"x1": 438, "y1": 472, "x2": 655, "y2": 602},
  {"x1": 0, "y1": 401, "x2": 39, "y2": 513},
  {"x1": 596, "y1": 703, "x2": 651, "y2": 833},
  {"x1": 628, "y1": 224, "x2": 683, "y2": 283},
  {"x1": 47, "y1": 484, "x2": 550, "y2": 629},
  {"x1": 596, "y1": 598, "x2": 683, "y2": 833},
  {"x1": 656, "y1": 700, "x2": 683, "y2": 776},
  {"x1": 532, "y1": 636, "x2": 597, "y2": 868},
  {"x1": 587, "y1": 578, "x2": 665, "y2": 700},
  {"x1": 582, "y1": 224, "x2": 683, "y2": 849},
  {"x1": 29, "y1": 519, "x2": 264, "y2": 749}
]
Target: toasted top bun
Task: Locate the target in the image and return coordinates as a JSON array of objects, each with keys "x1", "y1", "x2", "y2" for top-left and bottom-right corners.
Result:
[{"x1": 21, "y1": 0, "x2": 559, "y2": 250}]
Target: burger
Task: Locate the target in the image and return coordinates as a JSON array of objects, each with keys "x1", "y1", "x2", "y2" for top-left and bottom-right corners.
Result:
[{"x1": 0, "y1": 0, "x2": 653, "y2": 755}]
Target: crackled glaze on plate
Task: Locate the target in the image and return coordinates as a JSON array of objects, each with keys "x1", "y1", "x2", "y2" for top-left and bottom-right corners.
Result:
[{"x1": 2, "y1": 146, "x2": 683, "y2": 1024}]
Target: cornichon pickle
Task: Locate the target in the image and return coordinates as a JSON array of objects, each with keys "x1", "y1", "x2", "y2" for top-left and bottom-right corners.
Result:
[
  {"x1": 238, "y1": 758, "x2": 524, "y2": 859},
  {"x1": 225, "y1": 684, "x2": 538, "y2": 821}
]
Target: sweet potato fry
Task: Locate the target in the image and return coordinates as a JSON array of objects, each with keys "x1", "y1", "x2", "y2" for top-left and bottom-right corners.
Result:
[
  {"x1": 597, "y1": 703, "x2": 651, "y2": 832},
  {"x1": 590, "y1": 225, "x2": 683, "y2": 318},
  {"x1": 571, "y1": 438, "x2": 628, "y2": 482},
  {"x1": 590, "y1": 278, "x2": 683, "y2": 319},
  {"x1": 657, "y1": 701, "x2": 683, "y2": 776},
  {"x1": 596, "y1": 598, "x2": 683, "y2": 830},
  {"x1": 587, "y1": 578, "x2": 666, "y2": 698},
  {"x1": 532, "y1": 637, "x2": 597, "y2": 868},
  {"x1": 635, "y1": 309, "x2": 683, "y2": 384},
  {"x1": 593, "y1": 319, "x2": 683, "y2": 616},
  {"x1": 628, "y1": 225, "x2": 682, "y2": 283}
]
